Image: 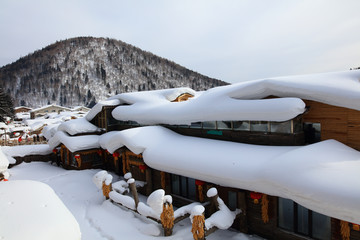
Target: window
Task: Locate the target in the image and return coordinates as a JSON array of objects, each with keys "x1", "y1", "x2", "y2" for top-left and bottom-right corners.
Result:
[
  {"x1": 171, "y1": 174, "x2": 197, "y2": 201},
  {"x1": 203, "y1": 121, "x2": 216, "y2": 129},
  {"x1": 228, "y1": 191, "x2": 238, "y2": 211},
  {"x1": 278, "y1": 198, "x2": 331, "y2": 240},
  {"x1": 217, "y1": 121, "x2": 232, "y2": 130},
  {"x1": 304, "y1": 123, "x2": 321, "y2": 144},
  {"x1": 250, "y1": 121, "x2": 269, "y2": 132},
  {"x1": 233, "y1": 121, "x2": 250, "y2": 131},
  {"x1": 270, "y1": 121, "x2": 291, "y2": 133},
  {"x1": 190, "y1": 122, "x2": 202, "y2": 129}
]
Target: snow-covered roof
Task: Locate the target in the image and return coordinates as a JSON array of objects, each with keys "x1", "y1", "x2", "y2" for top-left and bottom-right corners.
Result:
[
  {"x1": 57, "y1": 118, "x2": 101, "y2": 136},
  {"x1": 0, "y1": 180, "x2": 81, "y2": 240},
  {"x1": 31, "y1": 104, "x2": 71, "y2": 113},
  {"x1": 2, "y1": 144, "x2": 52, "y2": 158},
  {"x1": 85, "y1": 87, "x2": 196, "y2": 122},
  {"x1": 99, "y1": 126, "x2": 360, "y2": 224},
  {"x1": 48, "y1": 131, "x2": 100, "y2": 152},
  {"x1": 110, "y1": 70, "x2": 360, "y2": 125}
]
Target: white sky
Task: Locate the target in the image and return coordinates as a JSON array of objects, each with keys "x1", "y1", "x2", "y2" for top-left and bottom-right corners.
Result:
[{"x1": 1, "y1": 0, "x2": 360, "y2": 83}]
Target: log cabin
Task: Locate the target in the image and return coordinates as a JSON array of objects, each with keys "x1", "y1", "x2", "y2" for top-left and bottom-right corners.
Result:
[{"x1": 49, "y1": 70, "x2": 360, "y2": 240}]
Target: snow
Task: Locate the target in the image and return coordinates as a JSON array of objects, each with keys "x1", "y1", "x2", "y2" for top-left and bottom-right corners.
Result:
[
  {"x1": 2, "y1": 144, "x2": 52, "y2": 157},
  {"x1": 205, "y1": 196, "x2": 241, "y2": 230},
  {"x1": 85, "y1": 99, "x2": 121, "y2": 121},
  {"x1": 146, "y1": 189, "x2": 165, "y2": 215},
  {"x1": 207, "y1": 187, "x2": 218, "y2": 198},
  {"x1": 107, "y1": 70, "x2": 360, "y2": 125},
  {"x1": 98, "y1": 126, "x2": 360, "y2": 224},
  {"x1": 190, "y1": 205, "x2": 205, "y2": 218},
  {"x1": 6, "y1": 161, "x2": 264, "y2": 240},
  {"x1": 48, "y1": 131, "x2": 100, "y2": 152},
  {"x1": 174, "y1": 202, "x2": 200, "y2": 219},
  {"x1": 0, "y1": 180, "x2": 81, "y2": 240},
  {"x1": 109, "y1": 190, "x2": 136, "y2": 210},
  {"x1": 58, "y1": 117, "x2": 101, "y2": 135}
]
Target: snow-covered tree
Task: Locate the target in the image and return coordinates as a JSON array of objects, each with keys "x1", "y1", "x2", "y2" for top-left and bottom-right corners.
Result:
[{"x1": 0, "y1": 88, "x2": 14, "y2": 122}]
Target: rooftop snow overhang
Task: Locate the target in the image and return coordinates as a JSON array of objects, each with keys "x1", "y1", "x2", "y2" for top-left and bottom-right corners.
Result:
[
  {"x1": 48, "y1": 131, "x2": 100, "y2": 152},
  {"x1": 99, "y1": 126, "x2": 360, "y2": 224}
]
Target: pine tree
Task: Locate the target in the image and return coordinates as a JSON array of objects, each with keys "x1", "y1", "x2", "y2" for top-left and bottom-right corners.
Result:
[{"x1": 0, "y1": 88, "x2": 14, "y2": 122}]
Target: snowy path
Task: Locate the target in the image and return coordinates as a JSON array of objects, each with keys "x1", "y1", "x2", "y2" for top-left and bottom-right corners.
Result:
[{"x1": 9, "y1": 162, "x2": 264, "y2": 240}]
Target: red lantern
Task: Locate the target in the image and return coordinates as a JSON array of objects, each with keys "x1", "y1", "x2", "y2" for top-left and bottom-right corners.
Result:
[
  {"x1": 74, "y1": 154, "x2": 81, "y2": 159},
  {"x1": 195, "y1": 180, "x2": 205, "y2": 186},
  {"x1": 353, "y1": 223, "x2": 360, "y2": 231},
  {"x1": 139, "y1": 164, "x2": 147, "y2": 173},
  {"x1": 97, "y1": 149, "x2": 102, "y2": 156},
  {"x1": 52, "y1": 149, "x2": 58, "y2": 154},
  {"x1": 112, "y1": 152, "x2": 120, "y2": 158},
  {"x1": 250, "y1": 192, "x2": 263, "y2": 204}
]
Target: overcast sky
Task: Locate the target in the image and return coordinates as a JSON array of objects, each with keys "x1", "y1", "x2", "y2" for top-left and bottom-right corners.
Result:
[{"x1": 1, "y1": 0, "x2": 360, "y2": 83}]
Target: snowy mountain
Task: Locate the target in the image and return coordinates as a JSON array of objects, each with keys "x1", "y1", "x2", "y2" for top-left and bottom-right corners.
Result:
[{"x1": 0, "y1": 37, "x2": 227, "y2": 108}]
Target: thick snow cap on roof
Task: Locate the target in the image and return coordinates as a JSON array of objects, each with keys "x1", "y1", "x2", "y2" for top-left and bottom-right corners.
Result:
[
  {"x1": 99, "y1": 126, "x2": 360, "y2": 224},
  {"x1": 48, "y1": 131, "x2": 100, "y2": 152},
  {"x1": 0, "y1": 180, "x2": 81, "y2": 240},
  {"x1": 86, "y1": 87, "x2": 196, "y2": 122},
  {"x1": 110, "y1": 70, "x2": 360, "y2": 125},
  {"x1": 58, "y1": 118, "x2": 101, "y2": 135}
]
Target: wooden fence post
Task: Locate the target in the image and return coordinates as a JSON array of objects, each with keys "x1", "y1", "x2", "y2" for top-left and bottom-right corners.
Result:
[
  {"x1": 160, "y1": 199, "x2": 174, "y2": 236},
  {"x1": 191, "y1": 205, "x2": 206, "y2": 240},
  {"x1": 128, "y1": 178, "x2": 139, "y2": 209}
]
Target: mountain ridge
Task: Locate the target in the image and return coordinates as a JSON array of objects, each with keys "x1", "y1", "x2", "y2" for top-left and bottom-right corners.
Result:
[{"x1": 0, "y1": 37, "x2": 228, "y2": 108}]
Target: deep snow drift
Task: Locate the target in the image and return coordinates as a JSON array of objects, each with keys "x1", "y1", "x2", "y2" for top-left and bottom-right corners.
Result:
[{"x1": 6, "y1": 161, "x2": 264, "y2": 240}]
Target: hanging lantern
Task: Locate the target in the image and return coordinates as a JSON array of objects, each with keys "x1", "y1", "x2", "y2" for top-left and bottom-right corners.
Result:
[
  {"x1": 74, "y1": 154, "x2": 81, "y2": 168},
  {"x1": 250, "y1": 192, "x2": 263, "y2": 204},
  {"x1": 97, "y1": 149, "x2": 102, "y2": 156},
  {"x1": 139, "y1": 164, "x2": 147, "y2": 173},
  {"x1": 195, "y1": 180, "x2": 205, "y2": 186},
  {"x1": 353, "y1": 223, "x2": 360, "y2": 231},
  {"x1": 52, "y1": 149, "x2": 58, "y2": 154},
  {"x1": 112, "y1": 152, "x2": 120, "y2": 161},
  {"x1": 195, "y1": 180, "x2": 205, "y2": 202}
]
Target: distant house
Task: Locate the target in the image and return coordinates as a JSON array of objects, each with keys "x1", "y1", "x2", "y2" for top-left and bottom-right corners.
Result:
[
  {"x1": 30, "y1": 105, "x2": 71, "y2": 119},
  {"x1": 48, "y1": 71, "x2": 360, "y2": 240},
  {"x1": 71, "y1": 106, "x2": 90, "y2": 113},
  {"x1": 14, "y1": 106, "x2": 32, "y2": 114}
]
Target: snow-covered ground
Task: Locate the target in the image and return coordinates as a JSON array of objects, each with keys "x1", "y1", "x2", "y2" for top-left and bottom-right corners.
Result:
[{"x1": 7, "y1": 161, "x2": 264, "y2": 240}]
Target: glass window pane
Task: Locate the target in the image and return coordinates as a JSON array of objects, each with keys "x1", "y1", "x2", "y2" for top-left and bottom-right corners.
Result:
[
  {"x1": 188, "y1": 178, "x2": 196, "y2": 201},
  {"x1": 217, "y1": 121, "x2": 232, "y2": 130},
  {"x1": 271, "y1": 121, "x2": 291, "y2": 133},
  {"x1": 251, "y1": 121, "x2": 269, "y2": 132},
  {"x1": 233, "y1": 121, "x2": 250, "y2": 131},
  {"x1": 171, "y1": 175, "x2": 180, "y2": 195},
  {"x1": 228, "y1": 191, "x2": 237, "y2": 211},
  {"x1": 203, "y1": 121, "x2": 216, "y2": 129},
  {"x1": 297, "y1": 205, "x2": 309, "y2": 235},
  {"x1": 293, "y1": 120, "x2": 303, "y2": 133},
  {"x1": 312, "y1": 211, "x2": 331, "y2": 240},
  {"x1": 190, "y1": 122, "x2": 202, "y2": 129},
  {"x1": 278, "y1": 198, "x2": 294, "y2": 231}
]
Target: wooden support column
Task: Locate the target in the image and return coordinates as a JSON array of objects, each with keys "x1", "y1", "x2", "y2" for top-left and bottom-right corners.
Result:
[
  {"x1": 238, "y1": 191, "x2": 248, "y2": 233},
  {"x1": 145, "y1": 168, "x2": 152, "y2": 195}
]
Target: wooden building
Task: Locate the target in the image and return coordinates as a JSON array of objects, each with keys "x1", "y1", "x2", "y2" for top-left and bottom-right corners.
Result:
[{"x1": 52, "y1": 78, "x2": 360, "y2": 240}]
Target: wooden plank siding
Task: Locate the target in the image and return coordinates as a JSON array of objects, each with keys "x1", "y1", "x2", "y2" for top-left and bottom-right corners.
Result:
[{"x1": 303, "y1": 100, "x2": 360, "y2": 150}]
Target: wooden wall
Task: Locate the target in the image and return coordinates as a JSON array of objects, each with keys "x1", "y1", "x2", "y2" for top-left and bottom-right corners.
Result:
[{"x1": 303, "y1": 100, "x2": 360, "y2": 150}]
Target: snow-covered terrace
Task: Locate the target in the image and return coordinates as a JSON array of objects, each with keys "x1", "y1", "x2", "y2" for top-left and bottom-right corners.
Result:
[{"x1": 47, "y1": 70, "x2": 360, "y2": 224}]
